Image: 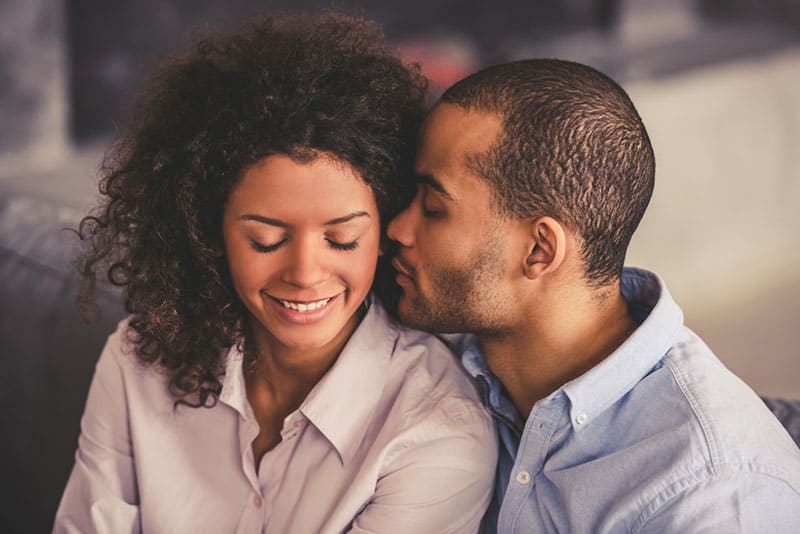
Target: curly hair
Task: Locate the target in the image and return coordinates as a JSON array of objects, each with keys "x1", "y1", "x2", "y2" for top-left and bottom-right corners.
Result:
[
  {"x1": 77, "y1": 11, "x2": 428, "y2": 407},
  {"x1": 442, "y1": 59, "x2": 655, "y2": 287}
]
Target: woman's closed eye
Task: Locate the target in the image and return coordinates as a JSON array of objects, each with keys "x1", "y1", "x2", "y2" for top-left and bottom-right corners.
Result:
[
  {"x1": 326, "y1": 238, "x2": 359, "y2": 251},
  {"x1": 249, "y1": 236, "x2": 360, "y2": 253},
  {"x1": 250, "y1": 238, "x2": 287, "y2": 253}
]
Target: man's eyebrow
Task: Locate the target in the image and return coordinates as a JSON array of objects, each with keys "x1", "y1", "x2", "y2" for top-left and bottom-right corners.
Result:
[
  {"x1": 416, "y1": 174, "x2": 455, "y2": 201},
  {"x1": 238, "y1": 212, "x2": 369, "y2": 226}
]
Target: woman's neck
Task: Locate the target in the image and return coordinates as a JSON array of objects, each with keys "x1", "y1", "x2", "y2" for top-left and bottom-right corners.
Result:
[
  {"x1": 244, "y1": 307, "x2": 365, "y2": 467},
  {"x1": 244, "y1": 305, "x2": 364, "y2": 408}
]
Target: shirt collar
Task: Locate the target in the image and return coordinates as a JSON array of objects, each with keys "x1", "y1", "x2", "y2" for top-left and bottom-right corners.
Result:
[
  {"x1": 299, "y1": 294, "x2": 396, "y2": 465},
  {"x1": 218, "y1": 295, "x2": 397, "y2": 465},
  {"x1": 219, "y1": 343, "x2": 250, "y2": 419},
  {"x1": 561, "y1": 267, "x2": 684, "y2": 431},
  {"x1": 452, "y1": 334, "x2": 526, "y2": 432},
  {"x1": 453, "y1": 268, "x2": 684, "y2": 433}
]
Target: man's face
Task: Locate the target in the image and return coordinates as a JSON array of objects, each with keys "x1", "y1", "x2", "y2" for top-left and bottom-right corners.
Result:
[{"x1": 387, "y1": 103, "x2": 519, "y2": 334}]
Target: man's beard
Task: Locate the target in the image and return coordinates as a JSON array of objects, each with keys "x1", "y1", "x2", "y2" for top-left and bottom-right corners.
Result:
[{"x1": 399, "y1": 237, "x2": 509, "y2": 335}]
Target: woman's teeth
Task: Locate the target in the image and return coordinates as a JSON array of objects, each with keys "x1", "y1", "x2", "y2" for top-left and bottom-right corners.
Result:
[{"x1": 279, "y1": 297, "x2": 332, "y2": 312}]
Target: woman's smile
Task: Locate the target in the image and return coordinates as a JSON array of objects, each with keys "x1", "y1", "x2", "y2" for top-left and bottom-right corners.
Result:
[
  {"x1": 222, "y1": 154, "x2": 381, "y2": 352},
  {"x1": 263, "y1": 291, "x2": 344, "y2": 325}
]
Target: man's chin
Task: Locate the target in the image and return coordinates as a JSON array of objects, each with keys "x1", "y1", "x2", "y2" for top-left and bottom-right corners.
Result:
[
  {"x1": 397, "y1": 299, "x2": 459, "y2": 333},
  {"x1": 396, "y1": 299, "x2": 433, "y2": 331}
]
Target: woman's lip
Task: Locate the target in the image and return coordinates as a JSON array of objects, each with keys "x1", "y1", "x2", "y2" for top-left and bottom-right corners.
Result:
[
  {"x1": 269, "y1": 295, "x2": 335, "y2": 305},
  {"x1": 264, "y1": 291, "x2": 342, "y2": 325}
]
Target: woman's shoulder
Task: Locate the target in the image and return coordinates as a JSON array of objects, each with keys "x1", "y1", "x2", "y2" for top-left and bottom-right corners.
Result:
[
  {"x1": 366, "y1": 300, "x2": 490, "y2": 427},
  {"x1": 98, "y1": 315, "x2": 138, "y2": 368},
  {"x1": 93, "y1": 316, "x2": 174, "y2": 402},
  {"x1": 369, "y1": 309, "x2": 497, "y2": 478},
  {"x1": 392, "y1": 325, "x2": 488, "y2": 418}
]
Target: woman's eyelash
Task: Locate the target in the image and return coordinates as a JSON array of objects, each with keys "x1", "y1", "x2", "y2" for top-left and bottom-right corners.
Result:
[
  {"x1": 327, "y1": 239, "x2": 359, "y2": 251},
  {"x1": 250, "y1": 239, "x2": 286, "y2": 253},
  {"x1": 249, "y1": 237, "x2": 359, "y2": 252}
]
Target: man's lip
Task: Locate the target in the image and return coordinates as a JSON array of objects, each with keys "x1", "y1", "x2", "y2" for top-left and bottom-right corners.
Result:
[{"x1": 391, "y1": 257, "x2": 415, "y2": 280}]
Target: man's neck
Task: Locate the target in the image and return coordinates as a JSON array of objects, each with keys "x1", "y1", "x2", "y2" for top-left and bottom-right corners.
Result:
[{"x1": 479, "y1": 281, "x2": 637, "y2": 419}]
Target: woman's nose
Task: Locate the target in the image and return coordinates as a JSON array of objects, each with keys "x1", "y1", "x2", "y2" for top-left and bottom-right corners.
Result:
[{"x1": 281, "y1": 238, "x2": 328, "y2": 288}]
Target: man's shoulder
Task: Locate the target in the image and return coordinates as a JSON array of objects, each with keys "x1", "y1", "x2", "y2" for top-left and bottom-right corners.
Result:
[
  {"x1": 533, "y1": 326, "x2": 800, "y2": 530},
  {"x1": 661, "y1": 326, "x2": 799, "y2": 466},
  {"x1": 604, "y1": 325, "x2": 800, "y2": 502},
  {"x1": 623, "y1": 328, "x2": 800, "y2": 529}
]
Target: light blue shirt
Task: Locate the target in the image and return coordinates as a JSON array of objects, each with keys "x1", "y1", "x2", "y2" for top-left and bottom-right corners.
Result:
[{"x1": 456, "y1": 267, "x2": 800, "y2": 533}]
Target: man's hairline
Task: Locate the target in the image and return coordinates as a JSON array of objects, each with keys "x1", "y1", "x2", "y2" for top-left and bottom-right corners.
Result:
[{"x1": 450, "y1": 103, "x2": 620, "y2": 290}]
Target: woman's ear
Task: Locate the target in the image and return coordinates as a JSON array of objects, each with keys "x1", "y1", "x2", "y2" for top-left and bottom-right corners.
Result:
[{"x1": 523, "y1": 216, "x2": 567, "y2": 280}]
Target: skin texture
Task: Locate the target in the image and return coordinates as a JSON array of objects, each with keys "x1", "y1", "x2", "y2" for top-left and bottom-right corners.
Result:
[
  {"x1": 222, "y1": 153, "x2": 381, "y2": 461},
  {"x1": 389, "y1": 102, "x2": 636, "y2": 415},
  {"x1": 388, "y1": 104, "x2": 520, "y2": 335},
  {"x1": 223, "y1": 154, "x2": 380, "y2": 361}
]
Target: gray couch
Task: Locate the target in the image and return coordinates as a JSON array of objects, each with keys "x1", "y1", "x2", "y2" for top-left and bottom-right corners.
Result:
[{"x1": 0, "y1": 192, "x2": 124, "y2": 533}]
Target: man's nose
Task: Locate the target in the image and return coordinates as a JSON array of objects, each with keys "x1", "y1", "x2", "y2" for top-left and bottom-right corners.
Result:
[{"x1": 387, "y1": 204, "x2": 414, "y2": 248}]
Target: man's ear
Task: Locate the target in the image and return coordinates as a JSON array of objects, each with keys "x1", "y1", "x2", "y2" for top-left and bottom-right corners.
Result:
[{"x1": 523, "y1": 216, "x2": 567, "y2": 280}]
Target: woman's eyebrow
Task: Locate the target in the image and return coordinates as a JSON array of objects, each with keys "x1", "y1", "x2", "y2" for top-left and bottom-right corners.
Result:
[
  {"x1": 324, "y1": 211, "x2": 370, "y2": 225},
  {"x1": 238, "y1": 214, "x2": 288, "y2": 227},
  {"x1": 238, "y1": 211, "x2": 369, "y2": 227}
]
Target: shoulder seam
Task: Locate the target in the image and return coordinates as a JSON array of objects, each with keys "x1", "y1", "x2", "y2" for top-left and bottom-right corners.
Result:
[
  {"x1": 663, "y1": 350, "x2": 721, "y2": 468},
  {"x1": 632, "y1": 464, "x2": 800, "y2": 532}
]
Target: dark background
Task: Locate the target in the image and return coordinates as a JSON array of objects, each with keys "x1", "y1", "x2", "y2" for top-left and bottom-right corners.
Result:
[{"x1": 61, "y1": 0, "x2": 800, "y2": 141}]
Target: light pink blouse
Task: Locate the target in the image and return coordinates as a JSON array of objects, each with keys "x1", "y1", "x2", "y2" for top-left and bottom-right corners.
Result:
[{"x1": 54, "y1": 296, "x2": 497, "y2": 533}]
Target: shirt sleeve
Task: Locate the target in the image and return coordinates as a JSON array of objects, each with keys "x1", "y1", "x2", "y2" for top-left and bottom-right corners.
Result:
[
  {"x1": 348, "y1": 399, "x2": 498, "y2": 534},
  {"x1": 638, "y1": 469, "x2": 800, "y2": 533},
  {"x1": 53, "y1": 325, "x2": 141, "y2": 534}
]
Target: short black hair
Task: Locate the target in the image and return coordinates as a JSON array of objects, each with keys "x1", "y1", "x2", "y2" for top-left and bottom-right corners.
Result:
[{"x1": 441, "y1": 59, "x2": 655, "y2": 286}]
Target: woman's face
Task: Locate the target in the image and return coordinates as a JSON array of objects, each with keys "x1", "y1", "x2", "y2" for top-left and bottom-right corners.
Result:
[{"x1": 223, "y1": 154, "x2": 381, "y2": 354}]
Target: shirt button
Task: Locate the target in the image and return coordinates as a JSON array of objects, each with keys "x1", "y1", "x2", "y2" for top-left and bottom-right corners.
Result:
[
  {"x1": 575, "y1": 413, "x2": 588, "y2": 425},
  {"x1": 516, "y1": 470, "x2": 531, "y2": 484},
  {"x1": 253, "y1": 494, "x2": 263, "y2": 508}
]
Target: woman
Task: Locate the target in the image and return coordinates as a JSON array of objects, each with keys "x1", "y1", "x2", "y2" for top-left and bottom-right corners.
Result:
[{"x1": 54, "y1": 12, "x2": 496, "y2": 534}]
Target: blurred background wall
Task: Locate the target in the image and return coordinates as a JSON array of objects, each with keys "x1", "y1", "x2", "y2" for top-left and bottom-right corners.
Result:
[{"x1": 1, "y1": 0, "x2": 799, "y2": 531}]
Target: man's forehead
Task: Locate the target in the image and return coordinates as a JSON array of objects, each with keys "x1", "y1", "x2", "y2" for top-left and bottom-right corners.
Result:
[
  {"x1": 415, "y1": 103, "x2": 501, "y2": 180},
  {"x1": 420, "y1": 102, "x2": 502, "y2": 152},
  {"x1": 413, "y1": 103, "x2": 501, "y2": 205}
]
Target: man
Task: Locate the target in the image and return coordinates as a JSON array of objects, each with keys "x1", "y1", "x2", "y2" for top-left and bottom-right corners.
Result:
[{"x1": 387, "y1": 59, "x2": 800, "y2": 532}]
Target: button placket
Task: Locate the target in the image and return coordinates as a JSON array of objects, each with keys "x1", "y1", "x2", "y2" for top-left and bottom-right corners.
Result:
[
  {"x1": 499, "y1": 399, "x2": 563, "y2": 533},
  {"x1": 516, "y1": 470, "x2": 532, "y2": 484}
]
